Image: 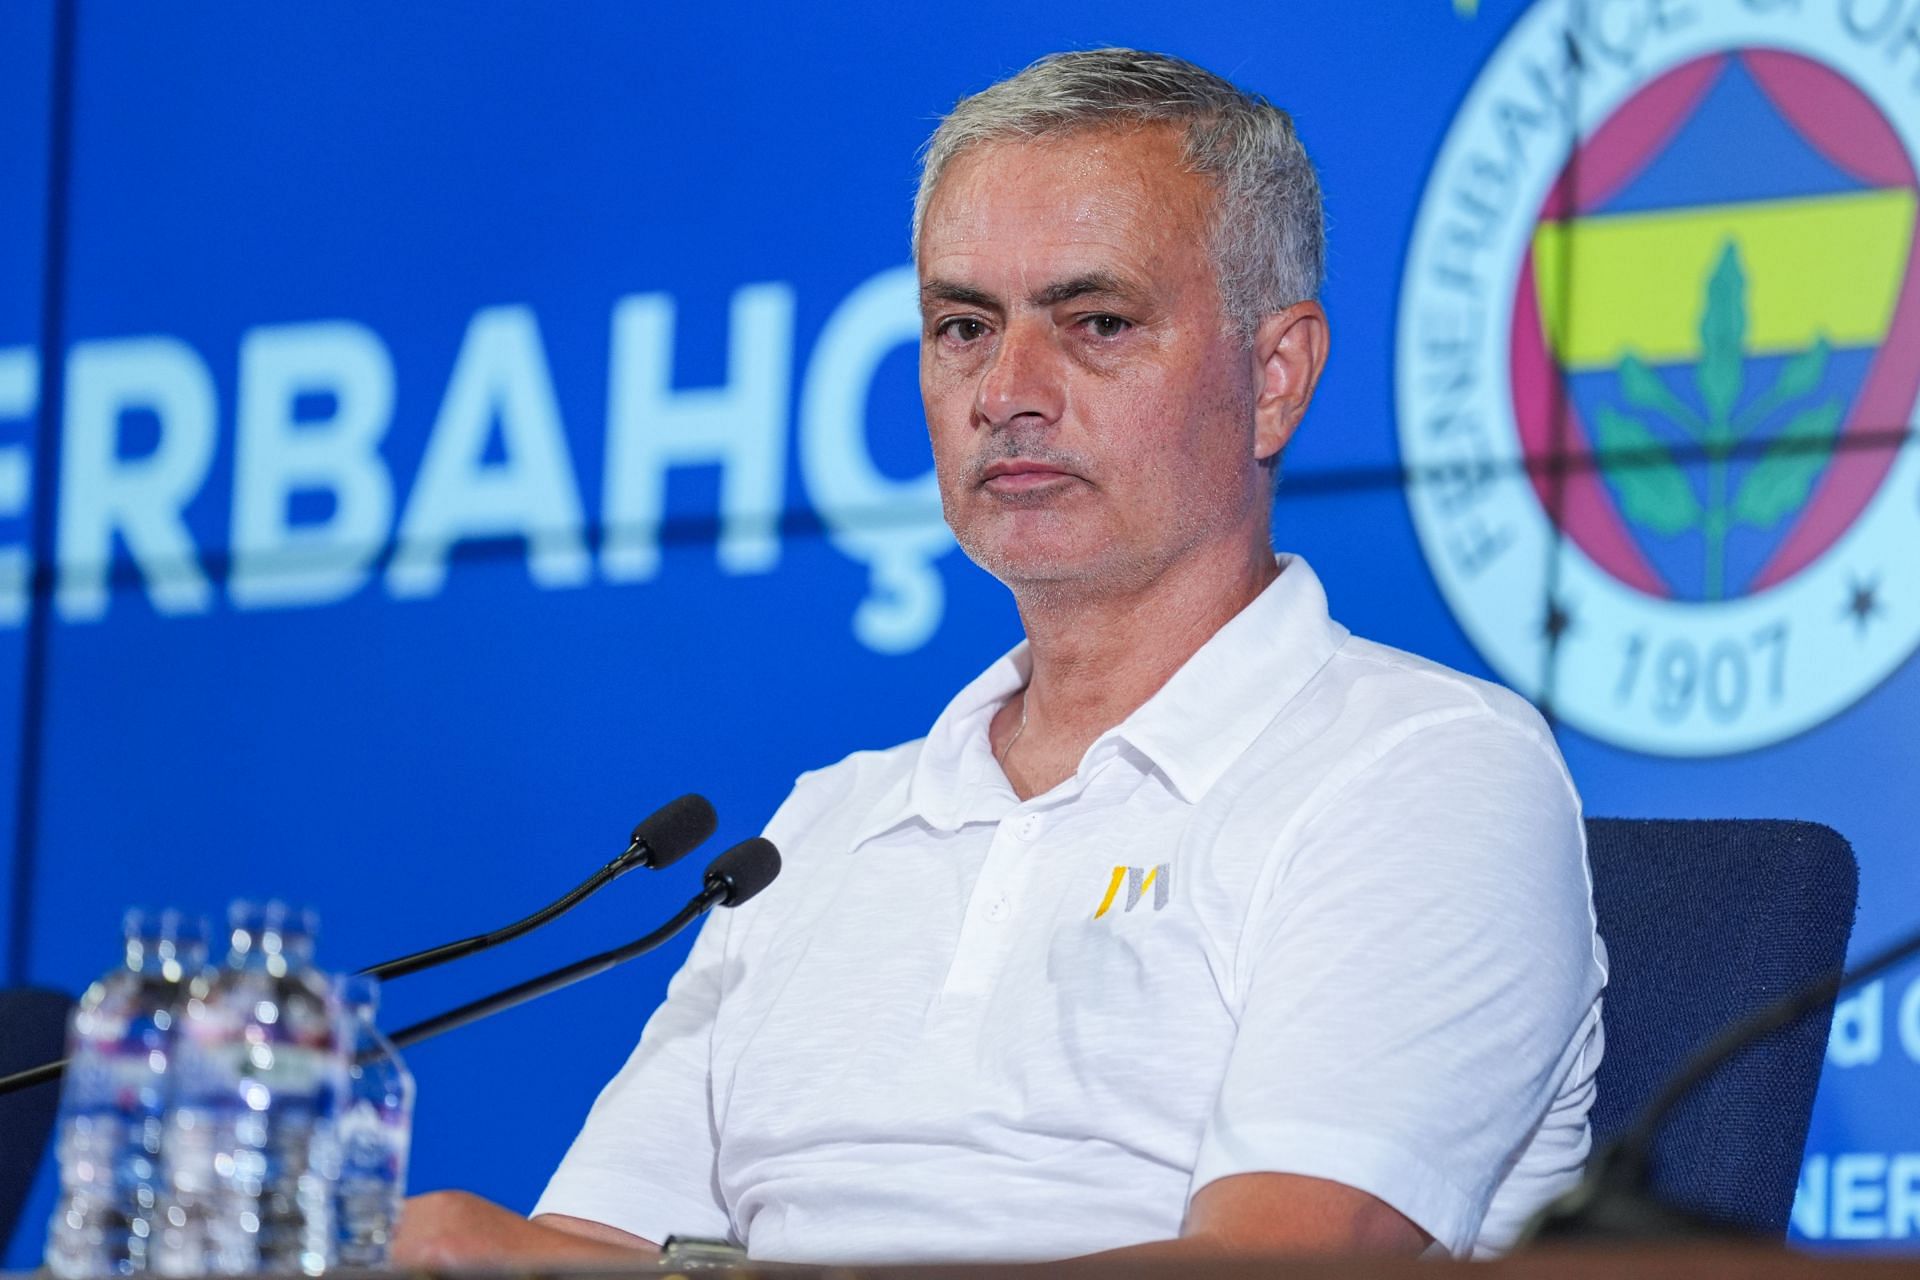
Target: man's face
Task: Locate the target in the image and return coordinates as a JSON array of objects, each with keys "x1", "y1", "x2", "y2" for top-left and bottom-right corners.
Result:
[{"x1": 917, "y1": 123, "x2": 1274, "y2": 597}]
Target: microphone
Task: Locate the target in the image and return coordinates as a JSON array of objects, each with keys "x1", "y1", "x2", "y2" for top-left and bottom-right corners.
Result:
[
  {"x1": 388, "y1": 836, "x2": 780, "y2": 1053},
  {"x1": 1521, "y1": 923, "x2": 1920, "y2": 1243},
  {"x1": 699, "y1": 835, "x2": 782, "y2": 907},
  {"x1": 0, "y1": 797, "x2": 721, "y2": 1099},
  {"x1": 362, "y1": 793, "x2": 718, "y2": 981}
]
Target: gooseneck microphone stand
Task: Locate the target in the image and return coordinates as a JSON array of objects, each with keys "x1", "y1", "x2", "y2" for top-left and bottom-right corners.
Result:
[{"x1": 0, "y1": 795, "x2": 719, "y2": 1098}]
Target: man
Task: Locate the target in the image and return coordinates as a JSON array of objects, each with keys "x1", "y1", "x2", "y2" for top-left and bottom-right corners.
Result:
[{"x1": 396, "y1": 48, "x2": 1605, "y2": 1264}]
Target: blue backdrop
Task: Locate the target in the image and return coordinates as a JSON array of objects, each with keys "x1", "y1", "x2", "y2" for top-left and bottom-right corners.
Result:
[{"x1": 4, "y1": 0, "x2": 1916, "y2": 1261}]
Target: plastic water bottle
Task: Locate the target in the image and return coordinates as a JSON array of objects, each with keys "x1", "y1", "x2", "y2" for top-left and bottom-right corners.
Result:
[
  {"x1": 332, "y1": 974, "x2": 414, "y2": 1267},
  {"x1": 45, "y1": 909, "x2": 207, "y2": 1279},
  {"x1": 159, "y1": 902, "x2": 344, "y2": 1277}
]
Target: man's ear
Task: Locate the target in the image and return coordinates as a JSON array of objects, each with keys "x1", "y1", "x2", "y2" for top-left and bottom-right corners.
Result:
[{"x1": 1251, "y1": 301, "x2": 1330, "y2": 462}]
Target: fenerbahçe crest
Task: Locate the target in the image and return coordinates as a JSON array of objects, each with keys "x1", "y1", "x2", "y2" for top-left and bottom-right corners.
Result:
[{"x1": 1397, "y1": 0, "x2": 1920, "y2": 756}]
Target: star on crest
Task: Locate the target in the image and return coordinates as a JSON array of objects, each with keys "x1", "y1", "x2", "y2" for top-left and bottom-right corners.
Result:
[
  {"x1": 1842, "y1": 575, "x2": 1884, "y2": 636},
  {"x1": 1542, "y1": 596, "x2": 1576, "y2": 646}
]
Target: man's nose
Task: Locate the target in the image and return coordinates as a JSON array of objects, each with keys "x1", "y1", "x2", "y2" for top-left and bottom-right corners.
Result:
[{"x1": 973, "y1": 318, "x2": 1064, "y2": 430}]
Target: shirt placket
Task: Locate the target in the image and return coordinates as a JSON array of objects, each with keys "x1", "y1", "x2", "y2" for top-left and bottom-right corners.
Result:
[{"x1": 938, "y1": 805, "x2": 1053, "y2": 999}]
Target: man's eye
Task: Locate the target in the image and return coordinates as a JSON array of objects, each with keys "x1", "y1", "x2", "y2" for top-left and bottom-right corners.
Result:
[
  {"x1": 939, "y1": 317, "x2": 988, "y2": 343},
  {"x1": 1083, "y1": 314, "x2": 1131, "y2": 338}
]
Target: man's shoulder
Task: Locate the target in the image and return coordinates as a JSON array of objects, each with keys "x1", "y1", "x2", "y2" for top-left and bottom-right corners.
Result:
[
  {"x1": 1317, "y1": 633, "x2": 1554, "y2": 749},
  {"x1": 761, "y1": 735, "x2": 926, "y2": 852},
  {"x1": 1218, "y1": 631, "x2": 1573, "y2": 821},
  {"x1": 790, "y1": 734, "x2": 927, "y2": 800}
]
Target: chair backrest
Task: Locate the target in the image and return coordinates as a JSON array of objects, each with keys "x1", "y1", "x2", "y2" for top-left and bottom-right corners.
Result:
[
  {"x1": 1583, "y1": 818, "x2": 1857, "y2": 1236},
  {"x1": 0, "y1": 987, "x2": 72, "y2": 1253}
]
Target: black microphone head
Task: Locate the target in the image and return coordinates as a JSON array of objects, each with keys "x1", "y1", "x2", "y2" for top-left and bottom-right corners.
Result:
[
  {"x1": 630, "y1": 794, "x2": 718, "y2": 869},
  {"x1": 703, "y1": 838, "x2": 781, "y2": 908}
]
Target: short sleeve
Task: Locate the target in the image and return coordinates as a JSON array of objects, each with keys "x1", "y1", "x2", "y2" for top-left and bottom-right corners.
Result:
[
  {"x1": 531, "y1": 907, "x2": 733, "y2": 1244},
  {"x1": 1188, "y1": 713, "x2": 1605, "y2": 1256}
]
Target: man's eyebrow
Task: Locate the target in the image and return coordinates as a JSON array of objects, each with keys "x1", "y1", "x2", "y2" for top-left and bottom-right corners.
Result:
[
  {"x1": 1031, "y1": 272, "x2": 1134, "y2": 308},
  {"x1": 920, "y1": 279, "x2": 1000, "y2": 311}
]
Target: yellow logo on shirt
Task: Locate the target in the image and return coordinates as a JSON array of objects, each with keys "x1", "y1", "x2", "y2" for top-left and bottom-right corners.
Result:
[{"x1": 1093, "y1": 864, "x2": 1170, "y2": 919}]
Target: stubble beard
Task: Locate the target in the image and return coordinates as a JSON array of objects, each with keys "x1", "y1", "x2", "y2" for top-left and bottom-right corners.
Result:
[
  {"x1": 942, "y1": 435, "x2": 1227, "y2": 612},
  {"x1": 944, "y1": 430, "x2": 1112, "y2": 600}
]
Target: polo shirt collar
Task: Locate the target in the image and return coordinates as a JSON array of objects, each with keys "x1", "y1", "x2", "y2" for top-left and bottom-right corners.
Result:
[
  {"x1": 900, "y1": 646, "x2": 1032, "y2": 834},
  {"x1": 859, "y1": 554, "x2": 1347, "y2": 844},
  {"x1": 1113, "y1": 555, "x2": 1347, "y2": 802}
]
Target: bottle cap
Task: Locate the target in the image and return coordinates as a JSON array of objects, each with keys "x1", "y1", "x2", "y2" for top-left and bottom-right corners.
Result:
[
  {"x1": 122, "y1": 908, "x2": 211, "y2": 969},
  {"x1": 123, "y1": 906, "x2": 193, "y2": 940}
]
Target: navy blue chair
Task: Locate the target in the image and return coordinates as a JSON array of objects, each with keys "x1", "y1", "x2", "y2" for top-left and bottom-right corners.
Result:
[
  {"x1": 0, "y1": 987, "x2": 71, "y2": 1252},
  {"x1": 1583, "y1": 818, "x2": 1857, "y2": 1236}
]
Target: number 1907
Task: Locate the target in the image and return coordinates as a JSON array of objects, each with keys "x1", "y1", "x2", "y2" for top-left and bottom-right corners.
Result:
[{"x1": 1614, "y1": 624, "x2": 1787, "y2": 723}]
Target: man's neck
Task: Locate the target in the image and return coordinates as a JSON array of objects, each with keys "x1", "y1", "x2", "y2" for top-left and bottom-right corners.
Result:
[{"x1": 994, "y1": 540, "x2": 1280, "y2": 800}]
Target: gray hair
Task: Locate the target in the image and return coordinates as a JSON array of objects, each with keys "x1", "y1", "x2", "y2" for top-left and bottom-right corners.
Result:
[{"x1": 912, "y1": 48, "x2": 1325, "y2": 342}]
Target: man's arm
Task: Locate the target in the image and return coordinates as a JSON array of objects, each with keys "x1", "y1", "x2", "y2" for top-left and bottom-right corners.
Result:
[
  {"x1": 394, "y1": 1175, "x2": 1427, "y2": 1266},
  {"x1": 394, "y1": 1178, "x2": 1417, "y2": 1267},
  {"x1": 1156, "y1": 714, "x2": 1601, "y2": 1258},
  {"x1": 1083, "y1": 1174, "x2": 1430, "y2": 1262},
  {"x1": 392, "y1": 1191, "x2": 659, "y2": 1265}
]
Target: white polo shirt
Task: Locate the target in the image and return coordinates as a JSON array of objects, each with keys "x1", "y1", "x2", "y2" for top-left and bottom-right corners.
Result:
[{"x1": 535, "y1": 556, "x2": 1607, "y2": 1262}]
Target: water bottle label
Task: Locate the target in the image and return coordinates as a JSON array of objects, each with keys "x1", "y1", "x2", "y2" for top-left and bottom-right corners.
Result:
[
  {"x1": 248, "y1": 1044, "x2": 340, "y2": 1098},
  {"x1": 63, "y1": 1046, "x2": 167, "y2": 1114},
  {"x1": 172, "y1": 1037, "x2": 342, "y2": 1104}
]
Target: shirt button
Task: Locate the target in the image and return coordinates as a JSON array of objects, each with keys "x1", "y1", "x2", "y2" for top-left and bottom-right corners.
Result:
[
  {"x1": 985, "y1": 894, "x2": 1012, "y2": 922},
  {"x1": 1016, "y1": 814, "x2": 1044, "y2": 841}
]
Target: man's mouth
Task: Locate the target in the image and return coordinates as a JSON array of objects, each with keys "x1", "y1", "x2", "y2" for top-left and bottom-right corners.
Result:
[{"x1": 980, "y1": 459, "x2": 1078, "y2": 493}]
